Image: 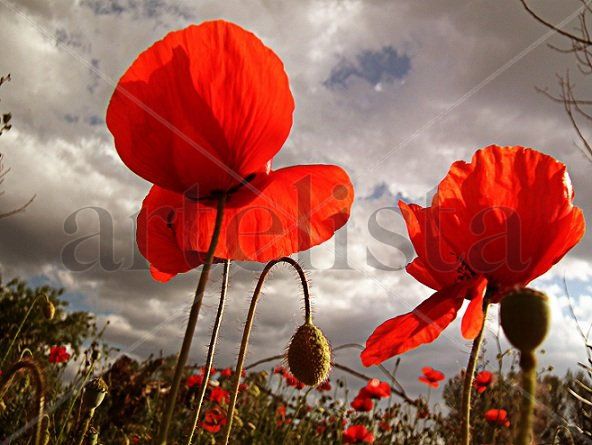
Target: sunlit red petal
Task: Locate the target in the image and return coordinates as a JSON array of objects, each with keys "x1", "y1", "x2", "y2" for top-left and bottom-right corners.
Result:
[
  {"x1": 361, "y1": 285, "x2": 465, "y2": 366},
  {"x1": 434, "y1": 145, "x2": 585, "y2": 287},
  {"x1": 460, "y1": 276, "x2": 487, "y2": 339},
  {"x1": 180, "y1": 165, "x2": 353, "y2": 261},
  {"x1": 107, "y1": 21, "x2": 294, "y2": 197}
]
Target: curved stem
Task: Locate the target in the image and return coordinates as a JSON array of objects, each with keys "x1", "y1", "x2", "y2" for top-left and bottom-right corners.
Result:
[
  {"x1": 461, "y1": 300, "x2": 490, "y2": 445},
  {"x1": 186, "y1": 259, "x2": 231, "y2": 445},
  {"x1": 76, "y1": 407, "x2": 95, "y2": 445},
  {"x1": 516, "y1": 351, "x2": 537, "y2": 445},
  {"x1": 0, "y1": 293, "x2": 43, "y2": 367},
  {"x1": 157, "y1": 193, "x2": 226, "y2": 445},
  {"x1": 221, "y1": 257, "x2": 310, "y2": 444},
  {"x1": 0, "y1": 359, "x2": 45, "y2": 445}
]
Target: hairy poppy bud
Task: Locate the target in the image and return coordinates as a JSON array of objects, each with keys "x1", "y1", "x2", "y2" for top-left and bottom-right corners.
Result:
[
  {"x1": 500, "y1": 288, "x2": 550, "y2": 352},
  {"x1": 41, "y1": 294, "x2": 55, "y2": 320},
  {"x1": 83, "y1": 377, "x2": 108, "y2": 410},
  {"x1": 287, "y1": 322, "x2": 331, "y2": 386}
]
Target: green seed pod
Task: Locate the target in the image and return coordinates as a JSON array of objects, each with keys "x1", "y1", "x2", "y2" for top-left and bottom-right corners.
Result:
[
  {"x1": 500, "y1": 288, "x2": 550, "y2": 352},
  {"x1": 286, "y1": 322, "x2": 331, "y2": 386},
  {"x1": 83, "y1": 377, "x2": 108, "y2": 410},
  {"x1": 41, "y1": 294, "x2": 55, "y2": 320}
]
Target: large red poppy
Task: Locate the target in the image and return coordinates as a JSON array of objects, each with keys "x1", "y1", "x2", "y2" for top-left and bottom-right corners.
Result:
[
  {"x1": 361, "y1": 145, "x2": 585, "y2": 366},
  {"x1": 108, "y1": 21, "x2": 354, "y2": 281}
]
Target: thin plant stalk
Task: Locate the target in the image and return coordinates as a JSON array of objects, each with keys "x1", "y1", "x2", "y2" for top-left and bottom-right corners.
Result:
[
  {"x1": 222, "y1": 257, "x2": 310, "y2": 444},
  {"x1": 516, "y1": 351, "x2": 536, "y2": 445},
  {"x1": 157, "y1": 193, "x2": 226, "y2": 445},
  {"x1": 0, "y1": 359, "x2": 45, "y2": 445},
  {"x1": 186, "y1": 259, "x2": 231, "y2": 445},
  {"x1": 0, "y1": 292, "x2": 43, "y2": 367},
  {"x1": 460, "y1": 299, "x2": 490, "y2": 445},
  {"x1": 76, "y1": 407, "x2": 96, "y2": 445}
]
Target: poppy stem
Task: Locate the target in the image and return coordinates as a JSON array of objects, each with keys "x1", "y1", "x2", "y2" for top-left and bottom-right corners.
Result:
[
  {"x1": 186, "y1": 259, "x2": 231, "y2": 445},
  {"x1": 221, "y1": 257, "x2": 310, "y2": 445},
  {"x1": 516, "y1": 350, "x2": 536, "y2": 445},
  {"x1": 0, "y1": 359, "x2": 45, "y2": 445},
  {"x1": 156, "y1": 192, "x2": 227, "y2": 445},
  {"x1": 460, "y1": 299, "x2": 490, "y2": 445}
]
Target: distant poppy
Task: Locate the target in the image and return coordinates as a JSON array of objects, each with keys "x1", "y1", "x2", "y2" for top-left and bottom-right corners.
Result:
[
  {"x1": 418, "y1": 367, "x2": 445, "y2": 388},
  {"x1": 351, "y1": 396, "x2": 374, "y2": 412},
  {"x1": 48, "y1": 346, "x2": 70, "y2": 364},
  {"x1": 285, "y1": 373, "x2": 305, "y2": 390},
  {"x1": 108, "y1": 21, "x2": 353, "y2": 282},
  {"x1": 485, "y1": 409, "x2": 510, "y2": 427},
  {"x1": 474, "y1": 370, "x2": 494, "y2": 394},
  {"x1": 362, "y1": 146, "x2": 585, "y2": 366},
  {"x1": 343, "y1": 424, "x2": 375, "y2": 444},
  {"x1": 220, "y1": 368, "x2": 233, "y2": 378},
  {"x1": 209, "y1": 387, "x2": 230, "y2": 404},
  {"x1": 359, "y1": 378, "x2": 391, "y2": 399},
  {"x1": 273, "y1": 366, "x2": 288, "y2": 376},
  {"x1": 317, "y1": 380, "x2": 332, "y2": 392},
  {"x1": 201, "y1": 407, "x2": 227, "y2": 433},
  {"x1": 186, "y1": 374, "x2": 204, "y2": 389}
]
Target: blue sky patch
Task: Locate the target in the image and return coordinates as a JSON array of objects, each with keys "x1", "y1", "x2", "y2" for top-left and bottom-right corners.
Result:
[{"x1": 325, "y1": 46, "x2": 411, "y2": 89}]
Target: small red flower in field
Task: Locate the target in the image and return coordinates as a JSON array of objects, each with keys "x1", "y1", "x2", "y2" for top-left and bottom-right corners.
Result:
[
  {"x1": 199, "y1": 366, "x2": 216, "y2": 376},
  {"x1": 108, "y1": 21, "x2": 354, "y2": 282},
  {"x1": 48, "y1": 346, "x2": 70, "y2": 364},
  {"x1": 343, "y1": 425, "x2": 375, "y2": 444},
  {"x1": 485, "y1": 409, "x2": 510, "y2": 427},
  {"x1": 418, "y1": 367, "x2": 445, "y2": 388},
  {"x1": 362, "y1": 145, "x2": 585, "y2": 366},
  {"x1": 209, "y1": 387, "x2": 230, "y2": 404},
  {"x1": 317, "y1": 380, "x2": 332, "y2": 392},
  {"x1": 474, "y1": 370, "x2": 494, "y2": 394},
  {"x1": 351, "y1": 396, "x2": 374, "y2": 412},
  {"x1": 186, "y1": 374, "x2": 204, "y2": 389},
  {"x1": 285, "y1": 373, "x2": 305, "y2": 389},
  {"x1": 238, "y1": 383, "x2": 248, "y2": 392},
  {"x1": 201, "y1": 407, "x2": 227, "y2": 433},
  {"x1": 359, "y1": 378, "x2": 391, "y2": 399},
  {"x1": 273, "y1": 366, "x2": 287, "y2": 376},
  {"x1": 220, "y1": 368, "x2": 233, "y2": 378}
]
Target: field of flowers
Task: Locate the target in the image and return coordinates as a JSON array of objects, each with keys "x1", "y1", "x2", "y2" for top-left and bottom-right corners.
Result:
[{"x1": 1, "y1": 12, "x2": 592, "y2": 445}]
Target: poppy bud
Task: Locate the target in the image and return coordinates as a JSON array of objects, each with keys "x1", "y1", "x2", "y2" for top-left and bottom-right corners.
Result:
[
  {"x1": 500, "y1": 288, "x2": 550, "y2": 352},
  {"x1": 286, "y1": 322, "x2": 331, "y2": 386},
  {"x1": 41, "y1": 294, "x2": 55, "y2": 320},
  {"x1": 83, "y1": 377, "x2": 108, "y2": 410}
]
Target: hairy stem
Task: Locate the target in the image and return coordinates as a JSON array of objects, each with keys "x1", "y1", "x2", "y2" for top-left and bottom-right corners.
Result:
[
  {"x1": 461, "y1": 300, "x2": 490, "y2": 445},
  {"x1": 516, "y1": 351, "x2": 537, "y2": 445},
  {"x1": 0, "y1": 359, "x2": 45, "y2": 445},
  {"x1": 187, "y1": 259, "x2": 231, "y2": 445},
  {"x1": 221, "y1": 257, "x2": 310, "y2": 444},
  {"x1": 156, "y1": 193, "x2": 226, "y2": 445},
  {"x1": 75, "y1": 407, "x2": 96, "y2": 445}
]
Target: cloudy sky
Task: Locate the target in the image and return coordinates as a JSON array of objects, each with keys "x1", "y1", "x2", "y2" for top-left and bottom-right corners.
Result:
[{"x1": 1, "y1": 0, "x2": 592, "y2": 401}]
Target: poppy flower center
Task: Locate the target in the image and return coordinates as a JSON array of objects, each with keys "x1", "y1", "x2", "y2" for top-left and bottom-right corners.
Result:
[{"x1": 184, "y1": 173, "x2": 257, "y2": 203}]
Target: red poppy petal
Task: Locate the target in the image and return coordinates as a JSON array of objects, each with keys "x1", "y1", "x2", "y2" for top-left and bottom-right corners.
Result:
[
  {"x1": 399, "y1": 201, "x2": 460, "y2": 290},
  {"x1": 460, "y1": 276, "x2": 488, "y2": 339},
  {"x1": 137, "y1": 186, "x2": 207, "y2": 280},
  {"x1": 434, "y1": 145, "x2": 585, "y2": 286},
  {"x1": 361, "y1": 285, "x2": 464, "y2": 366},
  {"x1": 107, "y1": 21, "x2": 294, "y2": 197},
  {"x1": 180, "y1": 165, "x2": 353, "y2": 261}
]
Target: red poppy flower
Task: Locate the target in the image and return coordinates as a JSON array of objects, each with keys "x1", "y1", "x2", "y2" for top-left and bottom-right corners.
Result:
[
  {"x1": 186, "y1": 373, "x2": 204, "y2": 389},
  {"x1": 219, "y1": 368, "x2": 232, "y2": 378},
  {"x1": 359, "y1": 378, "x2": 391, "y2": 399},
  {"x1": 108, "y1": 21, "x2": 354, "y2": 282},
  {"x1": 48, "y1": 345, "x2": 70, "y2": 364},
  {"x1": 285, "y1": 373, "x2": 305, "y2": 390},
  {"x1": 485, "y1": 409, "x2": 510, "y2": 427},
  {"x1": 474, "y1": 370, "x2": 494, "y2": 394},
  {"x1": 273, "y1": 366, "x2": 287, "y2": 376},
  {"x1": 316, "y1": 380, "x2": 332, "y2": 392},
  {"x1": 209, "y1": 387, "x2": 230, "y2": 404},
  {"x1": 351, "y1": 396, "x2": 374, "y2": 412},
  {"x1": 201, "y1": 407, "x2": 227, "y2": 433},
  {"x1": 418, "y1": 367, "x2": 445, "y2": 388},
  {"x1": 343, "y1": 425, "x2": 375, "y2": 444},
  {"x1": 362, "y1": 146, "x2": 585, "y2": 366}
]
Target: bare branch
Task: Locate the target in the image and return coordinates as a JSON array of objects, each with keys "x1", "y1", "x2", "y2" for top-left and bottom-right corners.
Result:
[
  {"x1": 0, "y1": 194, "x2": 36, "y2": 220},
  {"x1": 520, "y1": 0, "x2": 592, "y2": 45}
]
